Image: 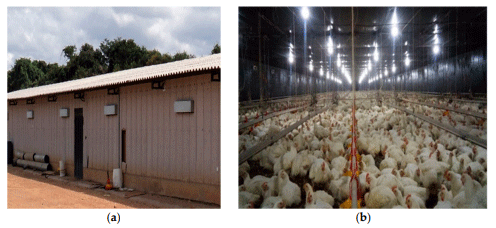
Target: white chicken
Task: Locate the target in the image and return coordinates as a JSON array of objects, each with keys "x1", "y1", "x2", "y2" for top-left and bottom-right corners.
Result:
[
  {"x1": 277, "y1": 170, "x2": 301, "y2": 207},
  {"x1": 239, "y1": 191, "x2": 260, "y2": 208},
  {"x1": 261, "y1": 196, "x2": 285, "y2": 209},
  {"x1": 291, "y1": 150, "x2": 315, "y2": 177},
  {"x1": 305, "y1": 190, "x2": 333, "y2": 209},
  {"x1": 303, "y1": 183, "x2": 335, "y2": 207},
  {"x1": 239, "y1": 92, "x2": 486, "y2": 208},
  {"x1": 405, "y1": 193, "x2": 426, "y2": 208},
  {"x1": 364, "y1": 185, "x2": 397, "y2": 208},
  {"x1": 309, "y1": 158, "x2": 332, "y2": 184}
]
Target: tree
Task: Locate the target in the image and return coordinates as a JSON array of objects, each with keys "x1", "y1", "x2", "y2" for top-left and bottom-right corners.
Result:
[
  {"x1": 172, "y1": 51, "x2": 195, "y2": 61},
  {"x1": 146, "y1": 49, "x2": 172, "y2": 66},
  {"x1": 62, "y1": 45, "x2": 77, "y2": 60},
  {"x1": 100, "y1": 37, "x2": 148, "y2": 73},
  {"x1": 8, "y1": 38, "x2": 208, "y2": 92},
  {"x1": 7, "y1": 58, "x2": 45, "y2": 92},
  {"x1": 64, "y1": 43, "x2": 106, "y2": 80},
  {"x1": 211, "y1": 43, "x2": 221, "y2": 54}
]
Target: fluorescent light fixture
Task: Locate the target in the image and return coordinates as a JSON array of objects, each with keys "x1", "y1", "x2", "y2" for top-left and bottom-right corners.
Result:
[
  {"x1": 405, "y1": 56, "x2": 410, "y2": 67},
  {"x1": 391, "y1": 27, "x2": 399, "y2": 37},
  {"x1": 301, "y1": 7, "x2": 309, "y2": 19},
  {"x1": 392, "y1": 10, "x2": 398, "y2": 25},
  {"x1": 328, "y1": 37, "x2": 334, "y2": 54},
  {"x1": 433, "y1": 45, "x2": 440, "y2": 54},
  {"x1": 391, "y1": 9, "x2": 399, "y2": 37}
]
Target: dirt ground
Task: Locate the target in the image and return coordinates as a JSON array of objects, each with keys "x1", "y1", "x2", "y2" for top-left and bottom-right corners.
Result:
[{"x1": 7, "y1": 166, "x2": 218, "y2": 209}]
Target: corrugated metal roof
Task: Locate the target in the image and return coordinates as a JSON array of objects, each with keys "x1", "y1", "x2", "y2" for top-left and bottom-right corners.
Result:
[{"x1": 7, "y1": 53, "x2": 220, "y2": 100}]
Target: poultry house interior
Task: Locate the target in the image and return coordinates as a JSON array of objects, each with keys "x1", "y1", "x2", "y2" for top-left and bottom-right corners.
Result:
[{"x1": 238, "y1": 7, "x2": 487, "y2": 209}]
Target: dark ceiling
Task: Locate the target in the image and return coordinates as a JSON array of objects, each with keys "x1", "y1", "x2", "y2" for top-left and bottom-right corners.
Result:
[{"x1": 239, "y1": 7, "x2": 486, "y2": 85}]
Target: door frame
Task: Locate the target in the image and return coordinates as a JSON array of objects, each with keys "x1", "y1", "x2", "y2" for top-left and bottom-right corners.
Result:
[{"x1": 74, "y1": 108, "x2": 84, "y2": 179}]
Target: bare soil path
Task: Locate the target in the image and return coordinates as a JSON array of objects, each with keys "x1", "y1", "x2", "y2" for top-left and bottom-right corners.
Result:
[{"x1": 8, "y1": 166, "x2": 218, "y2": 209}]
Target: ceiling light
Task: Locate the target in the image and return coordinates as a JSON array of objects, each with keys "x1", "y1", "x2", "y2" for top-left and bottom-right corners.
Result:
[
  {"x1": 301, "y1": 7, "x2": 309, "y2": 20},
  {"x1": 391, "y1": 27, "x2": 399, "y2": 37},
  {"x1": 405, "y1": 56, "x2": 410, "y2": 67},
  {"x1": 328, "y1": 37, "x2": 334, "y2": 54},
  {"x1": 374, "y1": 48, "x2": 379, "y2": 62},
  {"x1": 392, "y1": 10, "x2": 398, "y2": 25},
  {"x1": 433, "y1": 45, "x2": 440, "y2": 54}
]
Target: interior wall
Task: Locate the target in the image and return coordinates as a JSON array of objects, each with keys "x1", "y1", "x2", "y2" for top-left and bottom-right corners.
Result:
[
  {"x1": 366, "y1": 49, "x2": 487, "y2": 94},
  {"x1": 239, "y1": 58, "x2": 349, "y2": 102}
]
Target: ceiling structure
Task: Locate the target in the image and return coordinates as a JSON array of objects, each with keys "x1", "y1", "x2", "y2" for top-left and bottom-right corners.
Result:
[{"x1": 239, "y1": 7, "x2": 486, "y2": 88}]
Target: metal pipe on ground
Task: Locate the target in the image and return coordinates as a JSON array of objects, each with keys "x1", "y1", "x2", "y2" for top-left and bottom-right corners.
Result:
[
  {"x1": 23, "y1": 152, "x2": 36, "y2": 161},
  {"x1": 15, "y1": 159, "x2": 52, "y2": 171},
  {"x1": 14, "y1": 151, "x2": 24, "y2": 160},
  {"x1": 34, "y1": 154, "x2": 50, "y2": 163}
]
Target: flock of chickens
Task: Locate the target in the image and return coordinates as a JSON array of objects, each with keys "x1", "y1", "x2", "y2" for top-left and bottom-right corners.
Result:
[{"x1": 238, "y1": 92, "x2": 487, "y2": 209}]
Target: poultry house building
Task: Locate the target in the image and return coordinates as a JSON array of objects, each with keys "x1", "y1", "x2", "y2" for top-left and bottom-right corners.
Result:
[
  {"x1": 238, "y1": 7, "x2": 486, "y2": 209},
  {"x1": 7, "y1": 54, "x2": 221, "y2": 205}
]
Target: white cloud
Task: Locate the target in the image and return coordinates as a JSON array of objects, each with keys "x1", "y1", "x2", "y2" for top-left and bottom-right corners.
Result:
[
  {"x1": 112, "y1": 10, "x2": 135, "y2": 27},
  {"x1": 7, "y1": 52, "x2": 14, "y2": 69},
  {"x1": 7, "y1": 7, "x2": 220, "y2": 69}
]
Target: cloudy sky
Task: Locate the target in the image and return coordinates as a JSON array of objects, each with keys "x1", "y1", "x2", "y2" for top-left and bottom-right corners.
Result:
[{"x1": 7, "y1": 7, "x2": 220, "y2": 69}]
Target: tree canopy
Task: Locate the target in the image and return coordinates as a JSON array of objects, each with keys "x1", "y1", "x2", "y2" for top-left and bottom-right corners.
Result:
[
  {"x1": 211, "y1": 43, "x2": 221, "y2": 54},
  {"x1": 8, "y1": 38, "x2": 220, "y2": 92}
]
